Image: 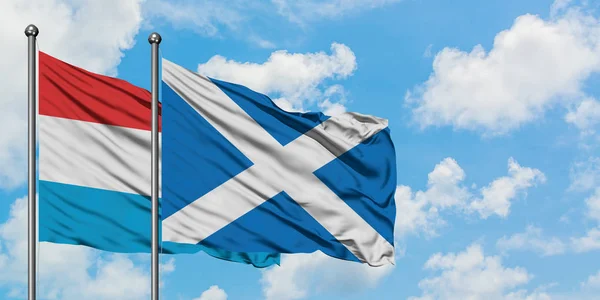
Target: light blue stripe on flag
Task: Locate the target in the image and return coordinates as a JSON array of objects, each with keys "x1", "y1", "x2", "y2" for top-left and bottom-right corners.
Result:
[{"x1": 39, "y1": 180, "x2": 280, "y2": 268}]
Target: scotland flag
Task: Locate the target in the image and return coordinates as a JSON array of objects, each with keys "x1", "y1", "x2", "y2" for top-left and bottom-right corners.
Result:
[{"x1": 161, "y1": 59, "x2": 397, "y2": 266}]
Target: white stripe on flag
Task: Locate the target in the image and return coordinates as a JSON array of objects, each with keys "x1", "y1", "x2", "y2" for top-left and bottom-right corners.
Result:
[
  {"x1": 161, "y1": 59, "x2": 394, "y2": 266},
  {"x1": 39, "y1": 115, "x2": 160, "y2": 196}
]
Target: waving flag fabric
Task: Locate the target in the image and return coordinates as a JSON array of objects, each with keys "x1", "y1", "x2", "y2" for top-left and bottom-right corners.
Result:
[
  {"x1": 38, "y1": 52, "x2": 278, "y2": 267},
  {"x1": 161, "y1": 59, "x2": 397, "y2": 266}
]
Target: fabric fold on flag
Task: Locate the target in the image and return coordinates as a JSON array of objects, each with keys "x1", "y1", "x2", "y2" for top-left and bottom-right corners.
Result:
[
  {"x1": 161, "y1": 58, "x2": 397, "y2": 267},
  {"x1": 38, "y1": 51, "x2": 279, "y2": 268}
]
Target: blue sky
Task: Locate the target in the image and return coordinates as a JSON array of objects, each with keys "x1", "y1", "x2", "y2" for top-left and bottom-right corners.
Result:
[{"x1": 1, "y1": 0, "x2": 600, "y2": 299}]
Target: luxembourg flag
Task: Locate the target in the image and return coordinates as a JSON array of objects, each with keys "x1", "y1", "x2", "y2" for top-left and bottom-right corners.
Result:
[{"x1": 37, "y1": 51, "x2": 278, "y2": 267}]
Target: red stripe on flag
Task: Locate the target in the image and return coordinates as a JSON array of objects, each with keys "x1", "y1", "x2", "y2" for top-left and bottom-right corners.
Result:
[{"x1": 39, "y1": 51, "x2": 161, "y2": 131}]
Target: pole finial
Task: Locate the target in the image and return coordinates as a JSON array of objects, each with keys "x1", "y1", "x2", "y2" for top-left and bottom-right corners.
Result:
[
  {"x1": 24, "y1": 24, "x2": 39, "y2": 37},
  {"x1": 148, "y1": 32, "x2": 162, "y2": 44}
]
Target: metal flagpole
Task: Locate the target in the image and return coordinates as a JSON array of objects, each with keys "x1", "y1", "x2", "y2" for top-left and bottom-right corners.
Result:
[
  {"x1": 148, "y1": 32, "x2": 162, "y2": 300},
  {"x1": 25, "y1": 24, "x2": 39, "y2": 300}
]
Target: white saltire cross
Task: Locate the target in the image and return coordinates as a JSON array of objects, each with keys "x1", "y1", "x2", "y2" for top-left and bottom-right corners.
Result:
[{"x1": 161, "y1": 59, "x2": 394, "y2": 266}]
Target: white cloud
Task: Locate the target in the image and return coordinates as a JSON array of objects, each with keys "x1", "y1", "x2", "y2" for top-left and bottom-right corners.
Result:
[
  {"x1": 496, "y1": 185, "x2": 600, "y2": 255},
  {"x1": 469, "y1": 158, "x2": 546, "y2": 218},
  {"x1": 193, "y1": 285, "x2": 228, "y2": 300},
  {"x1": 248, "y1": 36, "x2": 277, "y2": 49},
  {"x1": 272, "y1": 99, "x2": 305, "y2": 113},
  {"x1": 409, "y1": 243, "x2": 542, "y2": 300},
  {"x1": 570, "y1": 188, "x2": 600, "y2": 253},
  {"x1": 423, "y1": 44, "x2": 434, "y2": 58},
  {"x1": 260, "y1": 252, "x2": 394, "y2": 300},
  {"x1": 565, "y1": 98, "x2": 600, "y2": 132},
  {"x1": 143, "y1": 0, "x2": 245, "y2": 37},
  {"x1": 406, "y1": 5, "x2": 600, "y2": 135},
  {"x1": 0, "y1": 196, "x2": 175, "y2": 299},
  {"x1": 197, "y1": 43, "x2": 356, "y2": 113},
  {"x1": 525, "y1": 270, "x2": 600, "y2": 300},
  {"x1": 581, "y1": 270, "x2": 600, "y2": 290},
  {"x1": 319, "y1": 99, "x2": 347, "y2": 116},
  {"x1": 142, "y1": 1, "x2": 281, "y2": 48},
  {"x1": 508, "y1": 271, "x2": 600, "y2": 300},
  {"x1": 585, "y1": 188, "x2": 600, "y2": 223},
  {"x1": 496, "y1": 226, "x2": 567, "y2": 256},
  {"x1": 571, "y1": 228, "x2": 600, "y2": 253},
  {"x1": 394, "y1": 158, "x2": 470, "y2": 238},
  {"x1": 317, "y1": 85, "x2": 348, "y2": 116},
  {"x1": 551, "y1": 0, "x2": 574, "y2": 17},
  {"x1": 0, "y1": 0, "x2": 144, "y2": 188},
  {"x1": 396, "y1": 157, "x2": 545, "y2": 238},
  {"x1": 160, "y1": 257, "x2": 176, "y2": 273},
  {"x1": 410, "y1": 241, "x2": 598, "y2": 300},
  {"x1": 569, "y1": 157, "x2": 600, "y2": 192},
  {"x1": 78, "y1": 255, "x2": 150, "y2": 299},
  {"x1": 422, "y1": 157, "x2": 471, "y2": 208},
  {"x1": 143, "y1": 1, "x2": 400, "y2": 46},
  {"x1": 272, "y1": 0, "x2": 402, "y2": 24},
  {"x1": 504, "y1": 289, "x2": 553, "y2": 300},
  {"x1": 394, "y1": 185, "x2": 445, "y2": 238}
]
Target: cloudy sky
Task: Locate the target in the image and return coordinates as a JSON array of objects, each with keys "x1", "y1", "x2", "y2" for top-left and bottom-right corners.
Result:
[{"x1": 1, "y1": 0, "x2": 600, "y2": 299}]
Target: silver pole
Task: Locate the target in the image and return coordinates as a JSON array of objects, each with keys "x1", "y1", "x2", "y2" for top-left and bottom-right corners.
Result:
[
  {"x1": 148, "y1": 32, "x2": 162, "y2": 300},
  {"x1": 25, "y1": 24, "x2": 39, "y2": 300}
]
